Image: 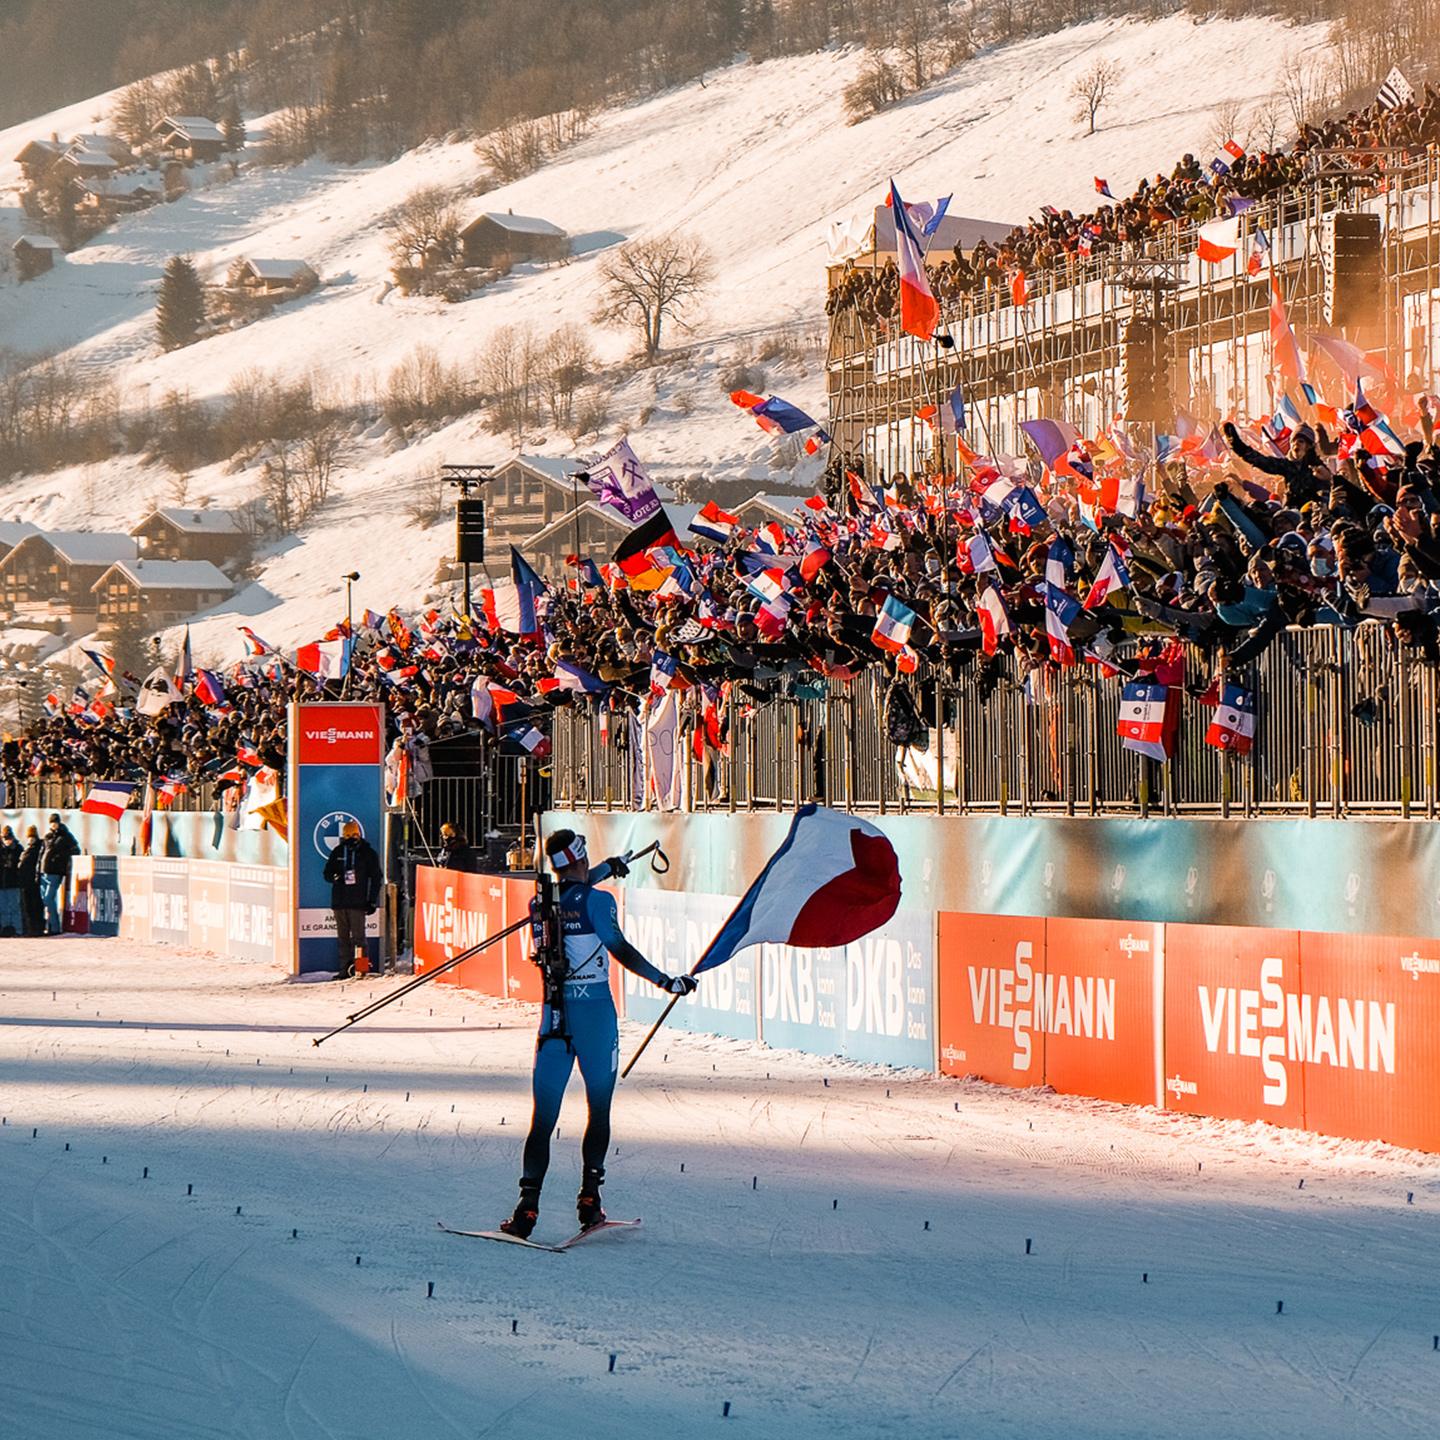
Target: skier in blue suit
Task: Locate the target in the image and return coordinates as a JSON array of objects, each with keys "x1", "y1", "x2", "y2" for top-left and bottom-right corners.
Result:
[{"x1": 501, "y1": 828, "x2": 696, "y2": 1238}]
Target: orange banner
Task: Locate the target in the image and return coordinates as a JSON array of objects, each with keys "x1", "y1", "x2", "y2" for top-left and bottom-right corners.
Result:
[
  {"x1": 936, "y1": 913, "x2": 1047, "y2": 1086},
  {"x1": 1043, "y1": 918, "x2": 1161, "y2": 1107},
  {"x1": 1162, "y1": 924, "x2": 1306, "y2": 1129},
  {"x1": 412, "y1": 866, "x2": 505, "y2": 995},
  {"x1": 1296, "y1": 931, "x2": 1440, "y2": 1152}
]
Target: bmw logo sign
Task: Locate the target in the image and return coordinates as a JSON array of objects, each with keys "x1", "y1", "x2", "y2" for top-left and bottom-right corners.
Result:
[{"x1": 314, "y1": 811, "x2": 362, "y2": 858}]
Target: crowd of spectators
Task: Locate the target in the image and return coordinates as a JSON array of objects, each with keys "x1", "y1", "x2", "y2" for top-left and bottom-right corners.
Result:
[{"x1": 828, "y1": 84, "x2": 1440, "y2": 327}]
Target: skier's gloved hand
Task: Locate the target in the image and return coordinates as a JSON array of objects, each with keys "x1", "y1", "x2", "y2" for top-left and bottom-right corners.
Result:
[
  {"x1": 664, "y1": 974, "x2": 698, "y2": 996},
  {"x1": 605, "y1": 854, "x2": 630, "y2": 878}
]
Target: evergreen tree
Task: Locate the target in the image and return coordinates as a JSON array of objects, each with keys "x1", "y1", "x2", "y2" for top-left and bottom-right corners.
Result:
[
  {"x1": 156, "y1": 257, "x2": 207, "y2": 352},
  {"x1": 220, "y1": 94, "x2": 247, "y2": 151}
]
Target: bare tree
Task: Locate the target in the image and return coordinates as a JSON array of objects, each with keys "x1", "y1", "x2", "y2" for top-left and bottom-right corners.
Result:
[
  {"x1": 539, "y1": 323, "x2": 595, "y2": 427},
  {"x1": 593, "y1": 234, "x2": 714, "y2": 360},
  {"x1": 1280, "y1": 55, "x2": 1333, "y2": 132},
  {"x1": 1069, "y1": 58, "x2": 1121, "y2": 136},
  {"x1": 387, "y1": 185, "x2": 462, "y2": 279},
  {"x1": 1209, "y1": 100, "x2": 1250, "y2": 159}
]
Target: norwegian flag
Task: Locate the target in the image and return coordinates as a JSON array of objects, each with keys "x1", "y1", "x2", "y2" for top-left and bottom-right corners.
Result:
[
  {"x1": 1117, "y1": 681, "x2": 1172, "y2": 761},
  {"x1": 1206, "y1": 682, "x2": 1256, "y2": 755}
]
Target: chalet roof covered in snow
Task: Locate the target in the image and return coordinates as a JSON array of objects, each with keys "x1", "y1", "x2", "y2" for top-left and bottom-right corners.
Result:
[
  {"x1": 61, "y1": 147, "x2": 119, "y2": 171},
  {"x1": 141, "y1": 508, "x2": 246, "y2": 536},
  {"x1": 22, "y1": 531, "x2": 134, "y2": 565},
  {"x1": 93, "y1": 558, "x2": 231, "y2": 592},
  {"x1": 469, "y1": 211, "x2": 566, "y2": 238},
  {"x1": 241, "y1": 258, "x2": 314, "y2": 283},
  {"x1": 0, "y1": 520, "x2": 39, "y2": 549},
  {"x1": 153, "y1": 115, "x2": 224, "y2": 144},
  {"x1": 13, "y1": 234, "x2": 62, "y2": 252}
]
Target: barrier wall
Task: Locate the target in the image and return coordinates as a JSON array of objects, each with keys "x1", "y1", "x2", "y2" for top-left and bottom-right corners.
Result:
[
  {"x1": 0, "y1": 807, "x2": 286, "y2": 867},
  {"x1": 82, "y1": 854, "x2": 290, "y2": 964}
]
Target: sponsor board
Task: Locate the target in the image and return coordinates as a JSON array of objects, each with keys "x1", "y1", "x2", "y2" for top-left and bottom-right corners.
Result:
[
  {"x1": 190, "y1": 861, "x2": 229, "y2": 954},
  {"x1": 621, "y1": 889, "x2": 754, "y2": 1040},
  {"x1": 413, "y1": 866, "x2": 505, "y2": 995},
  {"x1": 760, "y1": 908, "x2": 933, "y2": 1069},
  {"x1": 295, "y1": 704, "x2": 385, "y2": 766},
  {"x1": 86, "y1": 856, "x2": 122, "y2": 937},
  {"x1": 149, "y1": 860, "x2": 191, "y2": 946},
  {"x1": 116, "y1": 858, "x2": 152, "y2": 943},
  {"x1": 937, "y1": 913, "x2": 1048, "y2": 1085},
  {"x1": 229, "y1": 865, "x2": 283, "y2": 963},
  {"x1": 1162, "y1": 925, "x2": 1307, "y2": 1129}
]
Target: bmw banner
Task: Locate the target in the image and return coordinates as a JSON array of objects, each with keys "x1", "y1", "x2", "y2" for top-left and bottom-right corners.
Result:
[{"x1": 288, "y1": 702, "x2": 386, "y2": 974}]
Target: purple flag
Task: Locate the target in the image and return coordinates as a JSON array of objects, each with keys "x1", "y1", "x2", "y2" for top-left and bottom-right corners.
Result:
[{"x1": 585, "y1": 438, "x2": 661, "y2": 524}]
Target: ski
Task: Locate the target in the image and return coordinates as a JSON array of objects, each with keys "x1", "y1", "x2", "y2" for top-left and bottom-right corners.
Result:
[
  {"x1": 436, "y1": 1220, "x2": 568, "y2": 1252},
  {"x1": 560, "y1": 1218, "x2": 642, "y2": 1248}
]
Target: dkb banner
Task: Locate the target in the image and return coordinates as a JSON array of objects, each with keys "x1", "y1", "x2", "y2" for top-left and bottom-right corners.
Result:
[
  {"x1": 621, "y1": 888, "x2": 756, "y2": 1040},
  {"x1": 289, "y1": 702, "x2": 385, "y2": 975}
]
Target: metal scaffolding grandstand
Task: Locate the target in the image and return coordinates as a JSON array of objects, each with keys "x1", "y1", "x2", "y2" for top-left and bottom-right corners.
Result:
[{"x1": 827, "y1": 153, "x2": 1440, "y2": 479}]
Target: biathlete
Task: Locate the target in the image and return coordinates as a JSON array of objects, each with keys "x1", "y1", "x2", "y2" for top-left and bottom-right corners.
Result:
[{"x1": 500, "y1": 828, "x2": 696, "y2": 1238}]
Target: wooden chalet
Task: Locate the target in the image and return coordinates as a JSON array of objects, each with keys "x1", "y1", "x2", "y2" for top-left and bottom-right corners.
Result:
[
  {"x1": 231, "y1": 257, "x2": 317, "y2": 292},
  {"x1": 58, "y1": 146, "x2": 120, "y2": 181},
  {"x1": 0, "y1": 521, "x2": 39, "y2": 565},
  {"x1": 91, "y1": 559, "x2": 232, "y2": 635},
  {"x1": 12, "y1": 235, "x2": 62, "y2": 281},
  {"x1": 0, "y1": 531, "x2": 135, "y2": 621},
  {"x1": 151, "y1": 115, "x2": 226, "y2": 163},
  {"x1": 13, "y1": 137, "x2": 63, "y2": 179},
  {"x1": 460, "y1": 211, "x2": 568, "y2": 268},
  {"x1": 78, "y1": 173, "x2": 162, "y2": 214},
  {"x1": 68, "y1": 133, "x2": 135, "y2": 164},
  {"x1": 482, "y1": 454, "x2": 589, "y2": 557},
  {"x1": 518, "y1": 502, "x2": 631, "y2": 580},
  {"x1": 129, "y1": 507, "x2": 246, "y2": 566}
]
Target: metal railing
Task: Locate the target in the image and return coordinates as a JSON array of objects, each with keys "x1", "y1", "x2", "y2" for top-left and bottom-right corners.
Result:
[{"x1": 552, "y1": 624, "x2": 1440, "y2": 820}]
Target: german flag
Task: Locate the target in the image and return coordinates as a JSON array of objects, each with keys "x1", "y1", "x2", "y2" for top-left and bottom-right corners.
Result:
[{"x1": 613, "y1": 509, "x2": 678, "y2": 590}]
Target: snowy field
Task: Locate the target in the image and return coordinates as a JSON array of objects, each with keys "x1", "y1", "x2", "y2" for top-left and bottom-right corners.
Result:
[{"x1": 4, "y1": 938, "x2": 1440, "y2": 1440}]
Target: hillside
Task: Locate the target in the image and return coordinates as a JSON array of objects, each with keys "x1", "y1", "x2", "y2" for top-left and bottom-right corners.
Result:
[{"x1": 0, "y1": 13, "x2": 1331, "y2": 669}]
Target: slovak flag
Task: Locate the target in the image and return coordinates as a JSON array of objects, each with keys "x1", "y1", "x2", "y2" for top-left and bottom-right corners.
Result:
[
  {"x1": 956, "y1": 531, "x2": 997, "y2": 575},
  {"x1": 1084, "y1": 543, "x2": 1132, "y2": 609},
  {"x1": 81, "y1": 780, "x2": 135, "y2": 821},
  {"x1": 690, "y1": 502, "x2": 738, "y2": 544},
  {"x1": 888, "y1": 178, "x2": 939, "y2": 341},
  {"x1": 976, "y1": 585, "x2": 1010, "y2": 655},
  {"x1": 689, "y1": 804, "x2": 901, "y2": 973},
  {"x1": 871, "y1": 592, "x2": 916, "y2": 653},
  {"x1": 1196, "y1": 216, "x2": 1241, "y2": 263},
  {"x1": 1205, "y1": 682, "x2": 1256, "y2": 755},
  {"x1": 1117, "y1": 681, "x2": 1172, "y2": 760}
]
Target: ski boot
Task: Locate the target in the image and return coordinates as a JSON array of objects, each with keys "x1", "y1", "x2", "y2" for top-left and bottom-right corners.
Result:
[
  {"x1": 499, "y1": 1185, "x2": 540, "y2": 1240},
  {"x1": 576, "y1": 1167, "x2": 606, "y2": 1231}
]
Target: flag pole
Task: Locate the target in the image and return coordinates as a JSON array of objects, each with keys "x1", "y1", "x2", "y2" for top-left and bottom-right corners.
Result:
[{"x1": 620, "y1": 968, "x2": 697, "y2": 1079}]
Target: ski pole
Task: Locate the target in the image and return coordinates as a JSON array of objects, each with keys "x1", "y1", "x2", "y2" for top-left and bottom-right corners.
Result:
[
  {"x1": 622, "y1": 839, "x2": 669, "y2": 874},
  {"x1": 312, "y1": 913, "x2": 531, "y2": 1047}
]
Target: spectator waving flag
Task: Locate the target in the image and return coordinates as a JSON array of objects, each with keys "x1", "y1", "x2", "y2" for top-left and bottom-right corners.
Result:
[
  {"x1": 693, "y1": 805, "x2": 901, "y2": 972},
  {"x1": 1196, "y1": 216, "x2": 1241, "y2": 263},
  {"x1": 1084, "y1": 543, "x2": 1132, "y2": 609},
  {"x1": 238, "y1": 625, "x2": 274, "y2": 657},
  {"x1": 1205, "y1": 682, "x2": 1256, "y2": 754},
  {"x1": 1270, "y1": 269, "x2": 1305, "y2": 384},
  {"x1": 956, "y1": 531, "x2": 997, "y2": 575},
  {"x1": 194, "y1": 668, "x2": 226, "y2": 705},
  {"x1": 482, "y1": 580, "x2": 538, "y2": 635},
  {"x1": 1095, "y1": 177, "x2": 1113, "y2": 199},
  {"x1": 871, "y1": 592, "x2": 916, "y2": 653},
  {"x1": 81, "y1": 780, "x2": 135, "y2": 821},
  {"x1": 295, "y1": 638, "x2": 351, "y2": 679},
  {"x1": 976, "y1": 585, "x2": 1011, "y2": 654},
  {"x1": 888, "y1": 178, "x2": 939, "y2": 341}
]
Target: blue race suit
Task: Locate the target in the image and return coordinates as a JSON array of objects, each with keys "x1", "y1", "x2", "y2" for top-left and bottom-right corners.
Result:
[{"x1": 520, "y1": 863, "x2": 669, "y2": 1192}]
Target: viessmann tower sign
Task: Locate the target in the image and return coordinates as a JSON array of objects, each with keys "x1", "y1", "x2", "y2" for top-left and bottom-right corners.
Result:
[{"x1": 287, "y1": 702, "x2": 386, "y2": 974}]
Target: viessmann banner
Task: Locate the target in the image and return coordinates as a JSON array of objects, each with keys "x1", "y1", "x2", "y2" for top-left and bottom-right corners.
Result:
[{"x1": 289, "y1": 702, "x2": 385, "y2": 975}]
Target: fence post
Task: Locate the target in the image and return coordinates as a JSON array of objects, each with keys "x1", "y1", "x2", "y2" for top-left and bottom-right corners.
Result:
[
  {"x1": 1084, "y1": 675, "x2": 1099, "y2": 816},
  {"x1": 1329, "y1": 629, "x2": 1344, "y2": 819},
  {"x1": 1398, "y1": 639, "x2": 1413, "y2": 819},
  {"x1": 953, "y1": 685, "x2": 967, "y2": 813},
  {"x1": 935, "y1": 681, "x2": 946, "y2": 816}
]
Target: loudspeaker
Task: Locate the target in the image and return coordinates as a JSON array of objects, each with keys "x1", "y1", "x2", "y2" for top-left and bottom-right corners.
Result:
[
  {"x1": 455, "y1": 496, "x2": 486, "y2": 564},
  {"x1": 1122, "y1": 316, "x2": 1171, "y2": 426},
  {"x1": 1324, "y1": 212, "x2": 1382, "y2": 330}
]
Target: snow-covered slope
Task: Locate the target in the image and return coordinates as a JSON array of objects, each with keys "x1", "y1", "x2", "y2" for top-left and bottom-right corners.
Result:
[{"x1": 0, "y1": 14, "x2": 1331, "y2": 662}]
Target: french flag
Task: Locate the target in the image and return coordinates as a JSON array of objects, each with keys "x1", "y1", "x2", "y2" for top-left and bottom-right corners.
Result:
[
  {"x1": 1270, "y1": 271, "x2": 1305, "y2": 383},
  {"x1": 889, "y1": 179, "x2": 939, "y2": 341},
  {"x1": 1117, "y1": 681, "x2": 1172, "y2": 761},
  {"x1": 555, "y1": 658, "x2": 607, "y2": 694},
  {"x1": 690, "y1": 502, "x2": 738, "y2": 544},
  {"x1": 483, "y1": 580, "x2": 538, "y2": 635},
  {"x1": 1084, "y1": 543, "x2": 1132, "y2": 609},
  {"x1": 871, "y1": 593, "x2": 916, "y2": 653},
  {"x1": 1247, "y1": 223, "x2": 1270, "y2": 276},
  {"x1": 690, "y1": 804, "x2": 901, "y2": 973},
  {"x1": 295, "y1": 639, "x2": 351, "y2": 679},
  {"x1": 1043, "y1": 583, "x2": 1081, "y2": 665},
  {"x1": 1095, "y1": 177, "x2": 1113, "y2": 198},
  {"x1": 756, "y1": 522, "x2": 788, "y2": 555},
  {"x1": 747, "y1": 568, "x2": 788, "y2": 605},
  {"x1": 976, "y1": 586, "x2": 1010, "y2": 655},
  {"x1": 81, "y1": 780, "x2": 135, "y2": 821},
  {"x1": 650, "y1": 651, "x2": 679, "y2": 694},
  {"x1": 1205, "y1": 682, "x2": 1256, "y2": 755},
  {"x1": 955, "y1": 531, "x2": 996, "y2": 575}
]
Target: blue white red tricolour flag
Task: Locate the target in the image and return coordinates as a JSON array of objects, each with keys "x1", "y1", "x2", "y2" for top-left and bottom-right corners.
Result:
[
  {"x1": 555, "y1": 658, "x2": 607, "y2": 694},
  {"x1": 956, "y1": 531, "x2": 996, "y2": 575},
  {"x1": 238, "y1": 626, "x2": 274, "y2": 657},
  {"x1": 1247, "y1": 224, "x2": 1270, "y2": 277},
  {"x1": 483, "y1": 580, "x2": 538, "y2": 635},
  {"x1": 1205, "y1": 682, "x2": 1256, "y2": 754},
  {"x1": 1084, "y1": 543, "x2": 1132, "y2": 609},
  {"x1": 1117, "y1": 681, "x2": 1172, "y2": 761},
  {"x1": 295, "y1": 638, "x2": 351, "y2": 679},
  {"x1": 689, "y1": 501, "x2": 738, "y2": 544},
  {"x1": 650, "y1": 650, "x2": 679, "y2": 695},
  {"x1": 871, "y1": 593, "x2": 916, "y2": 653},
  {"x1": 194, "y1": 668, "x2": 226, "y2": 706},
  {"x1": 1042, "y1": 582, "x2": 1082, "y2": 665},
  {"x1": 81, "y1": 780, "x2": 135, "y2": 821},
  {"x1": 976, "y1": 586, "x2": 1010, "y2": 655},
  {"x1": 889, "y1": 179, "x2": 939, "y2": 341},
  {"x1": 1095, "y1": 177, "x2": 1113, "y2": 198},
  {"x1": 691, "y1": 804, "x2": 901, "y2": 972}
]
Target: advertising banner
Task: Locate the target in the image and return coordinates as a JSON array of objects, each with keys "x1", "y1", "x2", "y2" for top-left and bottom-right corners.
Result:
[
  {"x1": 413, "y1": 866, "x2": 506, "y2": 996},
  {"x1": 1162, "y1": 924, "x2": 1306, "y2": 1129},
  {"x1": 760, "y1": 908, "x2": 934, "y2": 1069},
  {"x1": 148, "y1": 860, "x2": 191, "y2": 947},
  {"x1": 227, "y1": 865, "x2": 281, "y2": 964},
  {"x1": 936, "y1": 912, "x2": 1048, "y2": 1086},
  {"x1": 85, "y1": 856, "x2": 122, "y2": 938},
  {"x1": 116, "y1": 858, "x2": 152, "y2": 943},
  {"x1": 501, "y1": 876, "x2": 543, "y2": 1004},
  {"x1": 1294, "y1": 931, "x2": 1440, "y2": 1152},
  {"x1": 1042, "y1": 919, "x2": 1163, "y2": 1107},
  {"x1": 621, "y1": 889, "x2": 755, "y2": 1040},
  {"x1": 289, "y1": 702, "x2": 385, "y2": 974},
  {"x1": 190, "y1": 861, "x2": 230, "y2": 954}
]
